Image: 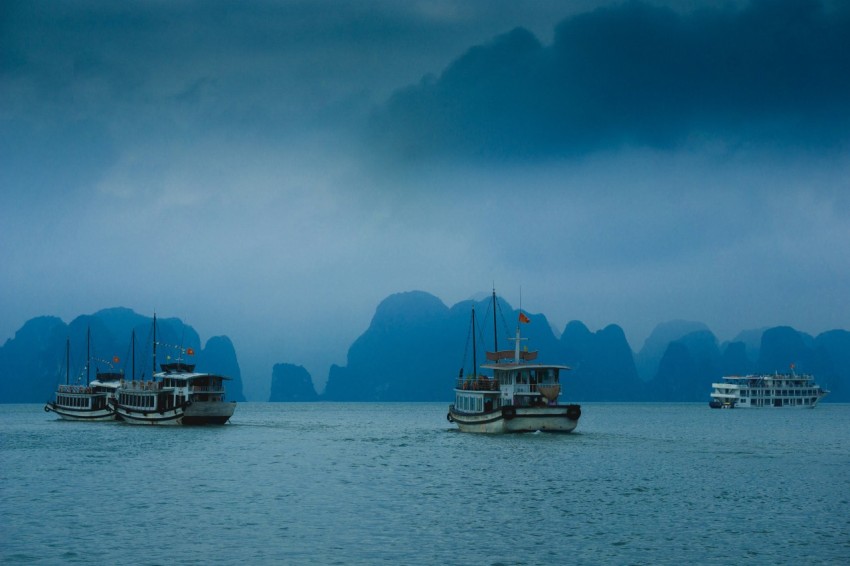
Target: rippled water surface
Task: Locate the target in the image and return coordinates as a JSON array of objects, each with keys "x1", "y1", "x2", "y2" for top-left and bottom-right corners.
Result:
[{"x1": 2, "y1": 403, "x2": 848, "y2": 564}]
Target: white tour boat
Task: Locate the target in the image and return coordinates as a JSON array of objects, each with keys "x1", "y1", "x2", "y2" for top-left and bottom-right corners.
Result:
[
  {"x1": 111, "y1": 361, "x2": 236, "y2": 425},
  {"x1": 110, "y1": 316, "x2": 236, "y2": 425},
  {"x1": 447, "y1": 292, "x2": 581, "y2": 433},
  {"x1": 709, "y1": 370, "x2": 828, "y2": 408},
  {"x1": 44, "y1": 330, "x2": 121, "y2": 422}
]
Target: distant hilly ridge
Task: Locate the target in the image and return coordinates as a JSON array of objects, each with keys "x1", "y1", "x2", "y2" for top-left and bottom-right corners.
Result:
[
  {"x1": 272, "y1": 291, "x2": 850, "y2": 403},
  {"x1": 2, "y1": 295, "x2": 848, "y2": 404},
  {"x1": 0, "y1": 308, "x2": 245, "y2": 403}
]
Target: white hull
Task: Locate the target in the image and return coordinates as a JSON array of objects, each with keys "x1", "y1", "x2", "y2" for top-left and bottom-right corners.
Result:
[
  {"x1": 44, "y1": 403, "x2": 116, "y2": 421},
  {"x1": 715, "y1": 402, "x2": 823, "y2": 409},
  {"x1": 114, "y1": 401, "x2": 236, "y2": 426},
  {"x1": 449, "y1": 405, "x2": 580, "y2": 434},
  {"x1": 114, "y1": 404, "x2": 186, "y2": 425}
]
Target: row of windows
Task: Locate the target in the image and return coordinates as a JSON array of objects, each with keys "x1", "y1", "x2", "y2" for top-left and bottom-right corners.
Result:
[
  {"x1": 734, "y1": 389, "x2": 819, "y2": 397},
  {"x1": 495, "y1": 369, "x2": 559, "y2": 385},
  {"x1": 119, "y1": 394, "x2": 156, "y2": 408},
  {"x1": 455, "y1": 395, "x2": 483, "y2": 413},
  {"x1": 744, "y1": 398, "x2": 817, "y2": 406},
  {"x1": 57, "y1": 396, "x2": 90, "y2": 408}
]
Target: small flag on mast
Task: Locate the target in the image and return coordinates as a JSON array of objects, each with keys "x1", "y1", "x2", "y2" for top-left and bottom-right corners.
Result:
[
  {"x1": 187, "y1": 348, "x2": 195, "y2": 356},
  {"x1": 519, "y1": 312, "x2": 530, "y2": 324}
]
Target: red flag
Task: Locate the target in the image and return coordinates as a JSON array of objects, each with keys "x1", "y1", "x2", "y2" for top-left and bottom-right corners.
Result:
[
  {"x1": 187, "y1": 347, "x2": 195, "y2": 356},
  {"x1": 113, "y1": 356, "x2": 120, "y2": 363},
  {"x1": 519, "y1": 312, "x2": 530, "y2": 324}
]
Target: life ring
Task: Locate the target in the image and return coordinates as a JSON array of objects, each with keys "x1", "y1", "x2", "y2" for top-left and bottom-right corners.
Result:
[
  {"x1": 502, "y1": 406, "x2": 516, "y2": 420},
  {"x1": 446, "y1": 412, "x2": 454, "y2": 422}
]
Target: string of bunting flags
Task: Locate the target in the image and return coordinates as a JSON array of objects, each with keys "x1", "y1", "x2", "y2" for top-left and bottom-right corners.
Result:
[{"x1": 155, "y1": 341, "x2": 196, "y2": 356}]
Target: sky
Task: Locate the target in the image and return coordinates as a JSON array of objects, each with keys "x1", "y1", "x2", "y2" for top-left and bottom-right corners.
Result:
[{"x1": 2, "y1": 0, "x2": 849, "y2": 399}]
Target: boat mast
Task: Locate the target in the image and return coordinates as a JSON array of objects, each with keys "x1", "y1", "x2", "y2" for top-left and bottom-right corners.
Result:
[
  {"x1": 471, "y1": 306, "x2": 477, "y2": 379},
  {"x1": 131, "y1": 329, "x2": 136, "y2": 381},
  {"x1": 492, "y1": 288, "x2": 498, "y2": 353},
  {"x1": 86, "y1": 327, "x2": 91, "y2": 385},
  {"x1": 152, "y1": 313, "x2": 157, "y2": 380},
  {"x1": 65, "y1": 337, "x2": 70, "y2": 385}
]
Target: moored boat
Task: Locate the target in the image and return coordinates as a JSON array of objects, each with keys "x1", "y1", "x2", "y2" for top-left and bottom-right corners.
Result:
[
  {"x1": 111, "y1": 362, "x2": 236, "y2": 425},
  {"x1": 447, "y1": 291, "x2": 581, "y2": 433},
  {"x1": 709, "y1": 370, "x2": 828, "y2": 408},
  {"x1": 44, "y1": 329, "x2": 121, "y2": 421},
  {"x1": 110, "y1": 315, "x2": 236, "y2": 425}
]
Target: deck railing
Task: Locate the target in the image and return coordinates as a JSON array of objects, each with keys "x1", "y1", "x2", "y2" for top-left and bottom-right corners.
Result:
[
  {"x1": 455, "y1": 378, "x2": 500, "y2": 391},
  {"x1": 58, "y1": 385, "x2": 92, "y2": 394},
  {"x1": 191, "y1": 385, "x2": 225, "y2": 393},
  {"x1": 120, "y1": 380, "x2": 162, "y2": 391}
]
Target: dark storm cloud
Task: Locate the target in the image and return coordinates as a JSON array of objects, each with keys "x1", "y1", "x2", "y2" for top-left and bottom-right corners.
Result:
[
  {"x1": 371, "y1": 0, "x2": 850, "y2": 160},
  {"x1": 1, "y1": 0, "x2": 572, "y2": 201}
]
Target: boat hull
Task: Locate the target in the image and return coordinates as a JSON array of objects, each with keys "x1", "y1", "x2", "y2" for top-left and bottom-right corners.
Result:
[
  {"x1": 183, "y1": 401, "x2": 237, "y2": 425},
  {"x1": 44, "y1": 403, "x2": 117, "y2": 422},
  {"x1": 113, "y1": 401, "x2": 236, "y2": 425},
  {"x1": 448, "y1": 405, "x2": 581, "y2": 434},
  {"x1": 713, "y1": 403, "x2": 822, "y2": 409}
]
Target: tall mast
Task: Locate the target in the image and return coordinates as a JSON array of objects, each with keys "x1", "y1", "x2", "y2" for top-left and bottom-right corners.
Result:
[
  {"x1": 86, "y1": 327, "x2": 91, "y2": 385},
  {"x1": 152, "y1": 313, "x2": 157, "y2": 379},
  {"x1": 471, "y1": 306, "x2": 477, "y2": 378},
  {"x1": 65, "y1": 337, "x2": 70, "y2": 385},
  {"x1": 131, "y1": 329, "x2": 136, "y2": 381},
  {"x1": 492, "y1": 288, "x2": 498, "y2": 353}
]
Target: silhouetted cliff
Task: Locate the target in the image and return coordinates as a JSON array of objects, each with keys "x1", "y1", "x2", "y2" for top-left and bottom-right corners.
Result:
[
  {"x1": 320, "y1": 291, "x2": 637, "y2": 402},
  {"x1": 314, "y1": 292, "x2": 848, "y2": 402},
  {"x1": 270, "y1": 363, "x2": 318, "y2": 401},
  {"x1": 635, "y1": 320, "x2": 710, "y2": 381},
  {"x1": 648, "y1": 330, "x2": 721, "y2": 401},
  {"x1": 560, "y1": 321, "x2": 643, "y2": 401},
  {"x1": 323, "y1": 291, "x2": 457, "y2": 401},
  {"x1": 0, "y1": 309, "x2": 245, "y2": 403}
]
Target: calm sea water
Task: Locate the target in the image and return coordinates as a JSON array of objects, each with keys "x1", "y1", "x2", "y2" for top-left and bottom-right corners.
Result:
[{"x1": 2, "y1": 403, "x2": 848, "y2": 565}]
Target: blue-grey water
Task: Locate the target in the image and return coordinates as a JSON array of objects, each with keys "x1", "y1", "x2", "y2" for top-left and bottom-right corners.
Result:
[{"x1": 2, "y1": 403, "x2": 848, "y2": 565}]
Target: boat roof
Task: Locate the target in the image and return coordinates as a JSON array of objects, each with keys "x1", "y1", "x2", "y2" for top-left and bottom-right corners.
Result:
[
  {"x1": 153, "y1": 371, "x2": 231, "y2": 381},
  {"x1": 481, "y1": 363, "x2": 571, "y2": 371},
  {"x1": 95, "y1": 372, "x2": 124, "y2": 381},
  {"x1": 155, "y1": 362, "x2": 230, "y2": 380},
  {"x1": 721, "y1": 373, "x2": 815, "y2": 380}
]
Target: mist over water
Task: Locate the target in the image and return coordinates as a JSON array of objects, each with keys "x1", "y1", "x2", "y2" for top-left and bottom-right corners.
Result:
[{"x1": 3, "y1": 403, "x2": 848, "y2": 564}]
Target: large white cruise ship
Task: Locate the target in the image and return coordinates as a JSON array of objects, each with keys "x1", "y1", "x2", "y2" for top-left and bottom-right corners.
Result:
[{"x1": 709, "y1": 370, "x2": 828, "y2": 408}]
